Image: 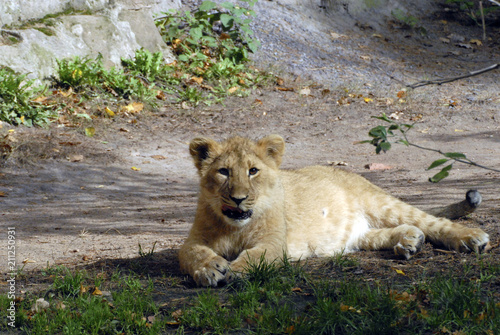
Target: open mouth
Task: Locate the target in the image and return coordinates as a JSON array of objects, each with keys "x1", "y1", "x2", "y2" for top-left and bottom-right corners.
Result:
[{"x1": 221, "y1": 204, "x2": 253, "y2": 221}]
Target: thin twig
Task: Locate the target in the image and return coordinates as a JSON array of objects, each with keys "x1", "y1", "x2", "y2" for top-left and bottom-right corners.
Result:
[
  {"x1": 407, "y1": 63, "x2": 499, "y2": 89},
  {"x1": 480, "y1": 1, "x2": 486, "y2": 41},
  {"x1": 401, "y1": 132, "x2": 500, "y2": 173}
]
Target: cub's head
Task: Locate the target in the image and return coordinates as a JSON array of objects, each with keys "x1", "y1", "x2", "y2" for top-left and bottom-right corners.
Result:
[{"x1": 189, "y1": 135, "x2": 285, "y2": 227}]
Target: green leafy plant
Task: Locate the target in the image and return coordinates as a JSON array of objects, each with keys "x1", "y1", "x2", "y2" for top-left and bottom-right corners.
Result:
[
  {"x1": 122, "y1": 49, "x2": 165, "y2": 82},
  {"x1": 0, "y1": 68, "x2": 53, "y2": 126},
  {"x1": 54, "y1": 56, "x2": 101, "y2": 89},
  {"x1": 53, "y1": 53, "x2": 157, "y2": 102},
  {"x1": 363, "y1": 113, "x2": 500, "y2": 182},
  {"x1": 156, "y1": 0, "x2": 260, "y2": 68}
]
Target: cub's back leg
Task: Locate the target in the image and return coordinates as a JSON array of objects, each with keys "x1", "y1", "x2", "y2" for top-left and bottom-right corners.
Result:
[{"x1": 357, "y1": 191, "x2": 489, "y2": 258}]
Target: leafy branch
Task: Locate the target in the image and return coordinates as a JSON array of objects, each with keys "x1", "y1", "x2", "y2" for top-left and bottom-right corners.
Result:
[{"x1": 362, "y1": 113, "x2": 500, "y2": 182}]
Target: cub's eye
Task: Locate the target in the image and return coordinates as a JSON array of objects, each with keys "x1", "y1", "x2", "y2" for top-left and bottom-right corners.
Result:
[
  {"x1": 218, "y1": 168, "x2": 229, "y2": 176},
  {"x1": 249, "y1": 167, "x2": 259, "y2": 176}
]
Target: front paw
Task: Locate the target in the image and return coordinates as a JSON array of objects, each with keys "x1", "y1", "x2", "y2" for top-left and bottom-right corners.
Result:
[
  {"x1": 193, "y1": 256, "x2": 230, "y2": 287},
  {"x1": 394, "y1": 227, "x2": 425, "y2": 260},
  {"x1": 222, "y1": 259, "x2": 248, "y2": 283},
  {"x1": 453, "y1": 229, "x2": 489, "y2": 253}
]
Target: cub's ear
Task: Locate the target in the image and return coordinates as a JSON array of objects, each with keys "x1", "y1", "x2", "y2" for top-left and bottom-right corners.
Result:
[
  {"x1": 257, "y1": 134, "x2": 285, "y2": 167},
  {"x1": 189, "y1": 137, "x2": 220, "y2": 171}
]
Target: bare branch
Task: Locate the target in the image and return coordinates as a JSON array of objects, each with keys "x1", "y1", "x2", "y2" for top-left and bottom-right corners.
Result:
[{"x1": 407, "y1": 63, "x2": 499, "y2": 89}]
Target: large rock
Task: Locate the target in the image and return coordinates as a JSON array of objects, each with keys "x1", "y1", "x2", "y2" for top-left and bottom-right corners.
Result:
[{"x1": 0, "y1": 0, "x2": 180, "y2": 82}]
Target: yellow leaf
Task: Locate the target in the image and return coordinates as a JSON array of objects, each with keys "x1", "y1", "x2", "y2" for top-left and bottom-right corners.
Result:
[
  {"x1": 92, "y1": 287, "x2": 102, "y2": 296},
  {"x1": 455, "y1": 129, "x2": 464, "y2": 132},
  {"x1": 121, "y1": 102, "x2": 144, "y2": 114},
  {"x1": 105, "y1": 107, "x2": 115, "y2": 117},
  {"x1": 340, "y1": 303, "x2": 351, "y2": 312},
  {"x1": 85, "y1": 127, "x2": 95, "y2": 137},
  {"x1": 190, "y1": 76, "x2": 203, "y2": 85},
  {"x1": 20, "y1": 116, "x2": 25, "y2": 123},
  {"x1": 393, "y1": 268, "x2": 406, "y2": 276},
  {"x1": 80, "y1": 285, "x2": 87, "y2": 294},
  {"x1": 131, "y1": 166, "x2": 141, "y2": 171},
  {"x1": 8, "y1": 129, "x2": 15, "y2": 133},
  {"x1": 364, "y1": 98, "x2": 373, "y2": 103}
]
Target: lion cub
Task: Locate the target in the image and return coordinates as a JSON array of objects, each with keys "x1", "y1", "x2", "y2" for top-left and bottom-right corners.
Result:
[{"x1": 179, "y1": 135, "x2": 489, "y2": 287}]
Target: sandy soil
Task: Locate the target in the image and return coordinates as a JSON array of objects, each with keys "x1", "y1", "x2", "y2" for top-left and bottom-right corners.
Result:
[{"x1": 0, "y1": 1, "x2": 499, "y2": 291}]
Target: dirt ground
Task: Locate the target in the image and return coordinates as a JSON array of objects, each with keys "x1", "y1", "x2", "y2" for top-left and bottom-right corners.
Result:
[{"x1": 1, "y1": 0, "x2": 499, "y2": 296}]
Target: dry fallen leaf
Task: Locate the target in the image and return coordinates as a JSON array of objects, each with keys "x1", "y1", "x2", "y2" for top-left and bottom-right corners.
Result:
[
  {"x1": 330, "y1": 32, "x2": 347, "y2": 39},
  {"x1": 92, "y1": 287, "x2": 103, "y2": 296},
  {"x1": 120, "y1": 102, "x2": 144, "y2": 114},
  {"x1": 80, "y1": 285, "x2": 87, "y2": 294},
  {"x1": 172, "y1": 309, "x2": 183, "y2": 321},
  {"x1": 68, "y1": 154, "x2": 84, "y2": 162},
  {"x1": 31, "y1": 298, "x2": 50, "y2": 313},
  {"x1": 22, "y1": 258, "x2": 36, "y2": 264},
  {"x1": 190, "y1": 76, "x2": 203, "y2": 85},
  {"x1": 365, "y1": 163, "x2": 393, "y2": 171},
  {"x1": 131, "y1": 166, "x2": 141, "y2": 171},
  {"x1": 151, "y1": 155, "x2": 167, "y2": 160},
  {"x1": 456, "y1": 43, "x2": 472, "y2": 49},
  {"x1": 299, "y1": 88, "x2": 311, "y2": 95},
  {"x1": 276, "y1": 87, "x2": 294, "y2": 92},
  {"x1": 469, "y1": 39, "x2": 482, "y2": 46},
  {"x1": 328, "y1": 161, "x2": 348, "y2": 166},
  {"x1": 56, "y1": 301, "x2": 66, "y2": 310},
  {"x1": 228, "y1": 86, "x2": 239, "y2": 94}
]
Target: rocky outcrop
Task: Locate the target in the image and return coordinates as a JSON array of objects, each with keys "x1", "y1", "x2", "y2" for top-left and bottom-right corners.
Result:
[{"x1": 0, "y1": 0, "x2": 180, "y2": 82}]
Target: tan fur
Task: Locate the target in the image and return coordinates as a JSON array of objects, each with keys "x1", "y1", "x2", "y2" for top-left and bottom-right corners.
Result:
[{"x1": 179, "y1": 135, "x2": 489, "y2": 286}]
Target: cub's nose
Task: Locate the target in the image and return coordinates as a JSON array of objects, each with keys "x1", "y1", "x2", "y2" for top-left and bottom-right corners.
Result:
[{"x1": 230, "y1": 196, "x2": 248, "y2": 206}]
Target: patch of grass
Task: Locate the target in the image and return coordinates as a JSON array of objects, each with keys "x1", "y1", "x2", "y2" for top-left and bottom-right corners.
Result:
[
  {"x1": 2, "y1": 266, "x2": 167, "y2": 334},
  {"x1": 2, "y1": 256, "x2": 500, "y2": 334},
  {"x1": 138, "y1": 242, "x2": 158, "y2": 259},
  {"x1": 175, "y1": 255, "x2": 500, "y2": 334},
  {"x1": 326, "y1": 250, "x2": 360, "y2": 269}
]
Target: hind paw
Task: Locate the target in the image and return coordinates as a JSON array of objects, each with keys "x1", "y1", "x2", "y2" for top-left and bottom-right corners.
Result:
[{"x1": 454, "y1": 229, "x2": 489, "y2": 253}]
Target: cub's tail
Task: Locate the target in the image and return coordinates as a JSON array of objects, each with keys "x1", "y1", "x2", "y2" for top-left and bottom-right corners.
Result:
[{"x1": 426, "y1": 190, "x2": 482, "y2": 220}]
